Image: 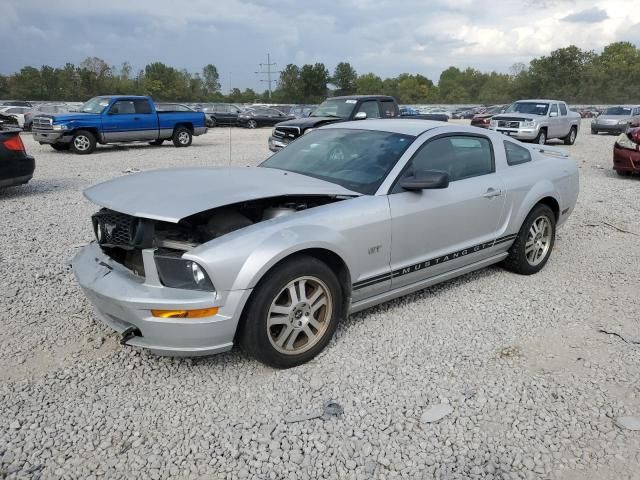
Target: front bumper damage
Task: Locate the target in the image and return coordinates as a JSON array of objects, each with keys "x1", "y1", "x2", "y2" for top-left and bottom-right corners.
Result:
[{"x1": 73, "y1": 242, "x2": 251, "y2": 356}]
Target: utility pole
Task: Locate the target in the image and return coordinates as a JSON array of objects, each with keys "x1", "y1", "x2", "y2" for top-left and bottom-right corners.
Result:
[{"x1": 255, "y1": 53, "x2": 281, "y2": 100}]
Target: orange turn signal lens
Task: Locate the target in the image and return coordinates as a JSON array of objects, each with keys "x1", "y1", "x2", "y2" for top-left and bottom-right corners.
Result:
[{"x1": 151, "y1": 307, "x2": 219, "y2": 319}]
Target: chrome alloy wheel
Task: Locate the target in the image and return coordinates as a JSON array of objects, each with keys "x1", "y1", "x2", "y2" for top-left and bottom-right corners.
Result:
[
  {"x1": 178, "y1": 131, "x2": 190, "y2": 144},
  {"x1": 74, "y1": 135, "x2": 91, "y2": 151},
  {"x1": 525, "y1": 215, "x2": 552, "y2": 266},
  {"x1": 267, "y1": 276, "x2": 332, "y2": 355}
]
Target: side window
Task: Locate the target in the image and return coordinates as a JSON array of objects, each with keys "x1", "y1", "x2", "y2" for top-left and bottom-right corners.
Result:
[
  {"x1": 550, "y1": 104, "x2": 558, "y2": 116},
  {"x1": 381, "y1": 100, "x2": 396, "y2": 118},
  {"x1": 356, "y1": 100, "x2": 381, "y2": 119},
  {"x1": 110, "y1": 100, "x2": 136, "y2": 114},
  {"x1": 396, "y1": 135, "x2": 494, "y2": 191},
  {"x1": 134, "y1": 100, "x2": 152, "y2": 114},
  {"x1": 216, "y1": 104, "x2": 228, "y2": 113},
  {"x1": 559, "y1": 103, "x2": 567, "y2": 116},
  {"x1": 504, "y1": 141, "x2": 532, "y2": 166}
]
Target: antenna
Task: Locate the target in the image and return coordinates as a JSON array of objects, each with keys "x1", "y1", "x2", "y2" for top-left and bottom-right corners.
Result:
[{"x1": 255, "y1": 53, "x2": 281, "y2": 99}]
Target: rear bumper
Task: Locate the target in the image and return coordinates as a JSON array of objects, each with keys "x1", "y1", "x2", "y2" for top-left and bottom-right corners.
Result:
[
  {"x1": 72, "y1": 242, "x2": 251, "y2": 356},
  {"x1": 613, "y1": 145, "x2": 640, "y2": 173},
  {"x1": 0, "y1": 154, "x2": 35, "y2": 188}
]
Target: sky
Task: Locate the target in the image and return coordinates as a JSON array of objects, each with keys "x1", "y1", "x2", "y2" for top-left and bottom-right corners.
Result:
[{"x1": 1, "y1": 0, "x2": 639, "y2": 92}]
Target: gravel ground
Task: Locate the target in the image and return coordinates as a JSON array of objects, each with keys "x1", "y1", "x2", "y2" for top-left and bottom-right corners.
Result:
[{"x1": 1, "y1": 121, "x2": 639, "y2": 479}]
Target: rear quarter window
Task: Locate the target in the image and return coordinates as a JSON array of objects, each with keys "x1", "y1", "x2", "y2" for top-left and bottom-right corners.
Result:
[{"x1": 504, "y1": 141, "x2": 532, "y2": 166}]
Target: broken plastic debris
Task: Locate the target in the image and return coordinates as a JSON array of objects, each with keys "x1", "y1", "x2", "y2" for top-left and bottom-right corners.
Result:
[
  {"x1": 284, "y1": 400, "x2": 343, "y2": 423},
  {"x1": 420, "y1": 404, "x2": 453, "y2": 424}
]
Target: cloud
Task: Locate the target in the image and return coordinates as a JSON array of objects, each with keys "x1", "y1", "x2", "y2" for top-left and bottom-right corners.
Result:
[
  {"x1": 0, "y1": 0, "x2": 637, "y2": 92},
  {"x1": 561, "y1": 7, "x2": 609, "y2": 23}
]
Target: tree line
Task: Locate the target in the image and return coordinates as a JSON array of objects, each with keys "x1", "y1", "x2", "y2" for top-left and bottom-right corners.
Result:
[{"x1": 1, "y1": 42, "x2": 638, "y2": 105}]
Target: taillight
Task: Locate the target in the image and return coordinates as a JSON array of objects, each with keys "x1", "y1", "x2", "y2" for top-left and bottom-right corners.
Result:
[{"x1": 3, "y1": 135, "x2": 25, "y2": 152}]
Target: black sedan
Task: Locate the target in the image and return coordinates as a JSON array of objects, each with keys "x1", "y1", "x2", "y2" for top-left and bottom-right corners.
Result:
[
  {"x1": 0, "y1": 129, "x2": 35, "y2": 188},
  {"x1": 237, "y1": 107, "x2": 295, "y2": 128}
]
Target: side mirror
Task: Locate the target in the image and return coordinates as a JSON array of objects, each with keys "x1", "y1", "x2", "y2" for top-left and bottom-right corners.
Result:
[
  {"x1": 400, "y1": 171, "x2": 449, "y2": 191},
  {"x1": 354, "y1": 112, "x2": 367, "y2": 120},
  {"x1": 550, "y1": 111, "x2": 558, "y2": 117}
]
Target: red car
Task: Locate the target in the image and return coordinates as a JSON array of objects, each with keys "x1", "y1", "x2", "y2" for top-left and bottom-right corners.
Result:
[
  {"x1": 613, "y1": 127, "x2": 640, "y2": 176},
  {"x1": 470, "y1": 105, "x2": 505, "y2": 129}
]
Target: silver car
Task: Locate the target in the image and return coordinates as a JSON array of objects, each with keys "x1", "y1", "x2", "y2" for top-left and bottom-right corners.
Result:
[
  {"x1": 591, "y1": 105, "x2": 640, "y2": 135},
  {"x1": 73, "y1": 120, "x2": 579, "y2": 368}
]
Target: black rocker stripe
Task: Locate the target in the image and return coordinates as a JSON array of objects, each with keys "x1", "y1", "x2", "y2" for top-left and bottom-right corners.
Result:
[{"x1": 353, "y1": 234, "x2": 517, "y2": 291}]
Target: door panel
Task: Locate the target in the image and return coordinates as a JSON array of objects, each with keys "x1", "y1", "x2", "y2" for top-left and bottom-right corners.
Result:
[
  {"x1": 389, "y1": 175, "x2": 506, "y2": 288},
  {"x1": 388, "y1": 134, "x2": 506, "y2": 289}
]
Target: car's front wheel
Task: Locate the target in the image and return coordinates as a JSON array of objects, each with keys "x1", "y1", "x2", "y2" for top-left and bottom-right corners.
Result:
[
  {"x1": 239, "y1": 256, "x2": 343, "y2": 368},
  {"x1": 502, "y1": 203, "x2": 556, "y2": 275},
  {"x1": 247, "y1": 119, "x2": 258, "y2": 129},
  {"x1": 535, "y1": 128, "x2": 547, "y2": 145},
  {"x1": 563, "y1": 126, "x2": 577, "y2": 145},
  {"x1": 70, "y1": 130, "x2": 97, "y2": 154}
]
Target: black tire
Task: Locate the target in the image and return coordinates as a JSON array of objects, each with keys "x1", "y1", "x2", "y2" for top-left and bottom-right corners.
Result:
[
  {"x1": 616, "y1": 170, "x2": 632, "y2": 177},
  {"x1": 172, "y1": 127, "x2": 192, "y2": 147},
  {"x1": 502, "y1": 204, "x2": 556, "y2": 275},
  {"x1": 563, "y1": 126, "x2": 577, "y2": 145},
  {"x1": 70, "y1": 130, "x2": 96, "y2": 154},
  {"x1": 238, "y1": 255, "x2": 343, "y2": 368},
  {"x1": 50, "y1": 143, "x2": 70, "y2": 151},
  {"x1": 207, "y1": 117, "x2": 216, "y2": 128},
  {"x1": 591, "y1": 129, "x2": 598, "y2": 135},
  {"x1": 148, "y1": 139, "x2": 164, "y2": 146},
  {"x1": 534, "y1": 128, "x2": 547, "y2": 145}
]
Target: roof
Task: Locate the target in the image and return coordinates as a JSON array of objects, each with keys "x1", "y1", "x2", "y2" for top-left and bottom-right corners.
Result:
[
  {"x1": 517, "y1": 99, "x2": 566, "y2": 103},
  {"x1": 328, "y1": 95, "x2": 396, "y2": 101},
  {"x1": 320, "y1": 118, "x2": 446, "y2": 136}
]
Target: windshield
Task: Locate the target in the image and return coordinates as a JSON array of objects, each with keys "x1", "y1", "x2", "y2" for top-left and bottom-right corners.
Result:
[
  {"x1": 80, "y1": 97, "x2": 111, "y2": 114},
  {"x1": 260, "y1": 128, "x2": 414, "y2": 194},
  {"x1": 603, "y1": 106, "x2": 632, "y2": 116},
  {"x1": 311, "y1": 99, "x2": 357, "y2": 119},
  {"x1": 505, "y1": 102, "x2": 549, "y2": 116}
]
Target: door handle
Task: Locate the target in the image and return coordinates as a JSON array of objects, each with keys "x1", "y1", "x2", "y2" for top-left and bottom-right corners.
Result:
[{"x1": 483, "y1": 187, "x2": 503, "y2": 198}]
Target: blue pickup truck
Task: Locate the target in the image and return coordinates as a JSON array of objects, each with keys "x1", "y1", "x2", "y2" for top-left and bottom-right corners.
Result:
[{"x1": 32, "y1": 95, "x2": 207, "y2": 154}]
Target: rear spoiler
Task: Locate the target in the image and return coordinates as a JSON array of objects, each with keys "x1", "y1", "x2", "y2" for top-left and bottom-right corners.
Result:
[{"x1": 529, "y1": 144, "x2": 570, "y2": 158}]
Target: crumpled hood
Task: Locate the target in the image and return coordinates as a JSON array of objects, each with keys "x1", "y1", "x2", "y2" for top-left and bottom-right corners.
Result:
[{"x1": 84, "y1": 167, "x2": 359, "y2": 223}]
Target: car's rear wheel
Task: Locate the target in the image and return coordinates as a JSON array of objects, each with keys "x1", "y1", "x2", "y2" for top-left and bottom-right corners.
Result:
[
  {"x1": 70, "y1": 130, "x2": 96, "y2": 154},
  {"x1": 502, "y1": 204, "x2": 556, "y2": 275},
  {"x1": 535, "y1": 129, "x2": 547, "y2": 145},
  {"x1": 172, "y1": 127, "x2": 192, "y2": 147},
  {"x1": 238, "y1": 255, "x2": 343, "y2": 368},
  {"x1": 50, "y1": 143, "x2": 70, "y2": 151},
  {"x1": 563, "y1": 126, "x2": 577, "y2": 145},
  {"x1": 247, "y1": 119, "x2": 258, "y2": 129},
  {"x1": 616, "y1": 170, "x2": 632, "y2": 177}
]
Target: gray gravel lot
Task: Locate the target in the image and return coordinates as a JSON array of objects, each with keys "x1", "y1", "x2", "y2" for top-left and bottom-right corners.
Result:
[{"x1": 1, "y1": 121, "x2": 639, "y2": 479}]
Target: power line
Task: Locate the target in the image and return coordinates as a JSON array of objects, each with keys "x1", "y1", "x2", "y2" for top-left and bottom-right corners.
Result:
[{"x1": 255, "y1": 53, "x2": 281, "y2": 99}]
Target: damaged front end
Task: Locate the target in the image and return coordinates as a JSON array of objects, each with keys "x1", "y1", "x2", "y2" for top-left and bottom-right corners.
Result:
[{"x1": 90, "y1": 195, "x2": 350, "y2": 286}]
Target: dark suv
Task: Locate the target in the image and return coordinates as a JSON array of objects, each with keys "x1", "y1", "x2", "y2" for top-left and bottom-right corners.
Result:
[
  {"x1": 268, "y1": 95, "x2": 400, "y2": 152},
  {"x1": 202, "y1": 103, "x2": 244, "y2": 127}
]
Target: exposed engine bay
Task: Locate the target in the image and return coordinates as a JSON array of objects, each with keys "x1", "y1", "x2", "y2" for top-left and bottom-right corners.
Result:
[{"x1": 92, "y1": 195, "x2": 350, "y2": 276}]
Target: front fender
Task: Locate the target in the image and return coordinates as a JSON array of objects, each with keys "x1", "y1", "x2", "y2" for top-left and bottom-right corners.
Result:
[{"x1": 230, "y1": 225, "x2": 350, "y2": 291}]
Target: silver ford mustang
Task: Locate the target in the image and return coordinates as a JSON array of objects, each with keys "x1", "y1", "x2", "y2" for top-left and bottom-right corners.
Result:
[{"x1": 73, "y1": 119, "x2": 579, "y2": 368}]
